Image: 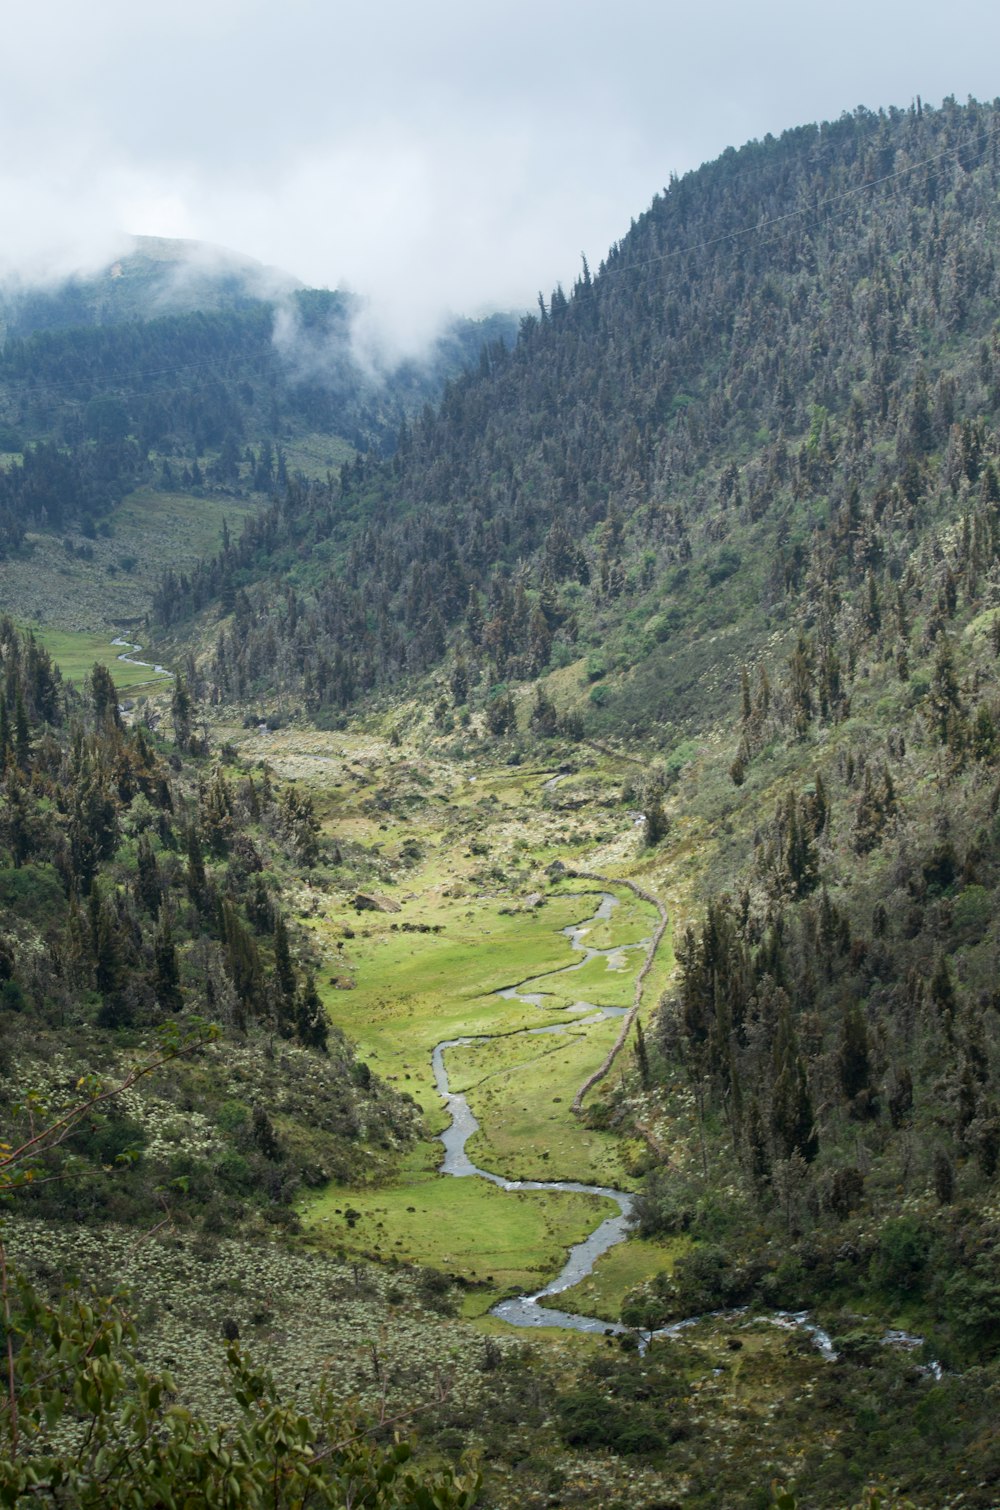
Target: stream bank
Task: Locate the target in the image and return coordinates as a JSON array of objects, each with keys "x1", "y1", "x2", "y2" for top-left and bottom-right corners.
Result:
[
  {"x1": 432, "y1": 886, "x2": 888, "y2": 1366},
  {"x1": 433, "y1": 888, "x2": 653, "y2": 1338}
]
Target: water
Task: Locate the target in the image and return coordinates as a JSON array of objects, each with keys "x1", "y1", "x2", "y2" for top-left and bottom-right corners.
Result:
[
  {"x1": 431, "y1": 891, "x2": 642, "y2": 1335},
  {"x1": 111, "y1": 636, "x2": 173, "y2": 678},
  {"x1": 430, "y1": 888, "x2": 890, "y2": 1365}
]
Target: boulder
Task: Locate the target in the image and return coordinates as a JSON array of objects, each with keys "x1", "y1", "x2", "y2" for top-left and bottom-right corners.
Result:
[{"x1": 353, "y1": 891, "x2": 402, "y2": 913}]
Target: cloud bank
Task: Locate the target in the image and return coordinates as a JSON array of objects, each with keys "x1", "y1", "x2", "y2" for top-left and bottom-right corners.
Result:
[{"x1": 2, "y1": 0, "x2": 998, "y2": 355}]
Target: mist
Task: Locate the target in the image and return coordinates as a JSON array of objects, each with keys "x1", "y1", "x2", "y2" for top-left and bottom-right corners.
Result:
[{"x1": 2, "y1": 0, "x2": 999, "y2": 359}]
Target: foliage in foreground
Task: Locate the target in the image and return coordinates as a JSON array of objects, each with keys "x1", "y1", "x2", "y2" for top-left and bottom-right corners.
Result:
[{"x1": 0, "y1": 1260, "x2": 481, "y2": 1508}]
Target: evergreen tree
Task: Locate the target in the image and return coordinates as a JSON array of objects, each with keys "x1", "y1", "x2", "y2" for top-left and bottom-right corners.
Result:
[
  {"x1": 152, "y1": 916, "x2": 183, "y2": 1013},
  {"x1": 771, "y1": 1006, "x2": 818, "y2": 1163},
  {"x1": 296, "y1": 972, "x2": 329, "y2": 1052}
]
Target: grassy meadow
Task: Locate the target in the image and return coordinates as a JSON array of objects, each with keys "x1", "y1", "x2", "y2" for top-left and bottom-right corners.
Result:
[
  {"x1": 211, "y1": 718, "x2": 676, "y2": 1318},
  {"x1": 0, "y1": 483, "x2": 259, "y2": 634},
  {"x1": 31, "y1": 624, "x2": 173, "y2": 690}
]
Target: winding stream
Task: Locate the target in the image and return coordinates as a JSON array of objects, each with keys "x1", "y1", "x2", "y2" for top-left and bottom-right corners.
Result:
[
  {"x1": 111, "y1": 636, "x2": 173, "y2": 679},
  {"x1": 432, "y1": 888, "x2": 933, "y2": 1368},
  {"x1": 433, "y1": 890, "x2": 652, "y2": 1338}
]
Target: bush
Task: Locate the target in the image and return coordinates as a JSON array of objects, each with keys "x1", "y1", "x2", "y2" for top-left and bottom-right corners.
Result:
[
  {"x1": 556, "y1": 1387, "x2": 666, "y2": 1455},
  {"x1": 0, "y1": 1262, "x2": 483, "y2": 1508},
  {"x1": 669, "y1": 1243, "x2": 741, "y2": 1314},
  {"x1": 871, "y1": 1216, "x2": 928, "y2": 1297}
]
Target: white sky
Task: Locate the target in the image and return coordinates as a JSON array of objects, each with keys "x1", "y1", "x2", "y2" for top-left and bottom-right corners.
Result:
[{"x1": 2, "y1": 0, "x2": 998, "y2": 353}]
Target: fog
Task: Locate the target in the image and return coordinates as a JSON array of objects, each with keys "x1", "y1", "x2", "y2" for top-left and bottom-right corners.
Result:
[{"x1": 2, "y1": 0, "x2": 999, "y2": 357}]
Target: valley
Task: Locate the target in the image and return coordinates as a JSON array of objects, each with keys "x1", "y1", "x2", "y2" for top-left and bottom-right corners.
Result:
[
  {"x1": 208, "y1": 711, "x2": 675, "y2": 1306},
  {"x1": 8, "y1": 95, "x2": 1000, "y2": 1507},
  {"x1": 6, "y1": 665, "x2": 949, "y2": 1508}
]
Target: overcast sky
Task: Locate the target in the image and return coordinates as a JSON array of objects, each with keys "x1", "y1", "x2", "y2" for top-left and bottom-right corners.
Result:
[{"x1": 3, "y1": 0, "x2": 999, "y2": 354}]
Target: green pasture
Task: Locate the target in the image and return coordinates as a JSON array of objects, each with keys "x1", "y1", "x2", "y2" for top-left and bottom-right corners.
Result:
[
  {"x1": 541, "y1": 1234, "x2": 689, "y2": 1324},
  {"x1": 445, "y1": 1014, "x2": 640, "y2": 1186},
  {"x1": 281, "y1": 432, "x2": 355, "y2": 480},
  {"x1": 298, "y1": 735, "x2": 678, "y2": 1329},
  {"x1": 319, "y1": 891, "x2": 617, "y2": 1116},
  {"x1": 31, "y1": 625, "x2": 172, "y2": 690},
  {"x1": 523, "y1": 948, "x2": 641, "y2": 1012},
  {"x1": 445, "y1": 765, "x2": 566, "y2": 810},
  {"x1": 111, "y1": 485, "x2": 258, "y2": 568},
  {"x1": 549, "y1": 885, "x2": 656, "y2": 949},
  {"x1": 0, "y1": 487, "x2": 263, "y2": 636},
  {"x1": 302, "y1": 1142, "x2": 615, "y2": 1297}
]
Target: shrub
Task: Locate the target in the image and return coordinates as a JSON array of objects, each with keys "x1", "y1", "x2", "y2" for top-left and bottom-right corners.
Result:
[{"x1": 871, "y1": 1216, "x2": 928, "y2": 1297}]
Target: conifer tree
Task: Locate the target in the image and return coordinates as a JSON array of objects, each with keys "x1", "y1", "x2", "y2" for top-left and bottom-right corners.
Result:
[
  {"x1": 152, "y1": 916, "x2": 183, "y2": 1013},
  {"x1": 771, "y1": 1005, "x2": 818, "y2": 1163}
]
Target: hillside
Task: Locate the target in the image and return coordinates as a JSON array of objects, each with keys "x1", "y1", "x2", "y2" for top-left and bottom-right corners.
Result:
[
  {"x1": 163, "y1": 98, "x2": 1000, "y2": 727},
  {"x1": 0, "y1": 239, "x2": 520, "y2": 631},
  {"x1": 142, "y1": 96, "x2": 1000, "y2": 1503},
  {"x1": 7, "y1": 96, "x2": 1000, "y2": 1508},
  {"x1": 0, "y1": 235, "x2": 302, "y2": 335}
]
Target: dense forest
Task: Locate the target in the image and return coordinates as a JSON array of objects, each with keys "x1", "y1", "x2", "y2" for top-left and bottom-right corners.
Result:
[
  {"x1": 0, "y1": 616, "x2": 422, "y2": 1231},
  {"x1": 153, "y1": 98, "x2": 1000, "y2": 726}
]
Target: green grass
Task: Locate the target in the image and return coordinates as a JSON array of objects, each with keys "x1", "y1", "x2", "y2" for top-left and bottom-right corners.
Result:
[
  {"x1": 550, "y1": 886, "x2": 656, "y2": 949},
  {"x1": 540, "y1": 1234, "x2": 689, "y2": 1322},
  {"x1": 255, "y1": 720, "x2": 678, "y2": 1329},
  {"x1": 31, "y1": 626, "x2": 172, "y2": 690},
  {"x1": 112, "y1": 485, "x2": 258, "y2": 566},
  {"x1": 445, "y1": 1017, "x2": 640, "y2": 1186},
  {"x1": 281, "y1": 432, "x2": 355, "y2": 480},
  {"x1": 0, "y1": 487, "x2": 261, "y2": 634},
  {"x1": 319, "y1": 892, "x2": 615, "y2": 1117},
  {"x1": 527, "y1": 949, "x2": 641, "y2": 1009},
  {"x1": 302, "y1": 1142, "x2": 616, "y2": 1296}
]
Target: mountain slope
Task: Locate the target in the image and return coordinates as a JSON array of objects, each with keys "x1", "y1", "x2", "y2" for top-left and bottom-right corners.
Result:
[
  {"x1": 0, "y1": 234, "x2": 302, "y2": 336},
  {"x1": 10, "y1": 97, "x2": 1000, "y2": 1505},
  {"x1": 137, "y1": 98, "x2": 1000, "y2": 1503},
  {"x1": 162, "y1": 98, "x2": 1000, "y2": 730},
  {"x1": 0, "y1": 240, "x2": 520, "y2": 630}
]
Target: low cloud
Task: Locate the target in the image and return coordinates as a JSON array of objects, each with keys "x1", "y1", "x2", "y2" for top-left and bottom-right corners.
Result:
[{"x1": 1, "y1": 1, "x2": 998, "y2": 357}]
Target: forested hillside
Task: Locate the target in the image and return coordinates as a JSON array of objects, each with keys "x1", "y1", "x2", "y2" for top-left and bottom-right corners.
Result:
[
  {"x1": 0, "y1": 247, "x2": 518, "y2": 561},
  {"x1": 10, "y1": 96, "x2": 1000, "y2": 1507},
  {"x1": 162, "y1": 97, "x2": 1000, "y2": 725},
  {"x1": 0, "y1": 617, "x2": 420, "y2": 1236},
  {"x1": 137, "y1": 97, "x2": 1000, "y2": 1504}
]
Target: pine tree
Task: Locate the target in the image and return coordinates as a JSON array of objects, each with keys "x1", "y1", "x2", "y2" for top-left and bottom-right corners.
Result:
[
  {"x1": 135, "y1": 835, "x2": 162, "y2": 917},
  {"x1": 771, "y1": 1005, "x2": 818, "y2": 1163},
  {"x1": 295, "y1": 973, "x2": 329, "y2": 1053},
  {"x1": 13, "y1": 689, "x2": 30, "y2": 769},
  {"x1": 171, "y1": 675, "x2": 193, "y2": 750},
  {"x1": 185, "y1": 823, "x2": 207, "y2": 902},
  {"x1": 152, "y1": 917, "x2": 183, "y2": 1013},
  {"x1": 90, "y1": 663, "x2": 121, "y2": 730},
  {"x1": 634, "y1": 1018, "x2": 650, "y2": 1089},
  {"x1": 838, "y1": 1002, "x2": 873, "y2": 1110},
  {"x1": 273, "y1": 913, "x2": 296, "y2": 1001},
  {"x1": 644, "y1": 797, "x2": 670, "y2": 848}
]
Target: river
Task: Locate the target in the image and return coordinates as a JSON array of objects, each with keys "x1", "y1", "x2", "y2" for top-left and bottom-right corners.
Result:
[
  {"x1": 429, "y1": 888, "x2": 931, "y2": 1366},
  {"x1": 111, "y1": 635, "x2": 173, "y2": 679},
  {"x1": 432, "y1": 890, "x2": 655, "y2": 1338}
]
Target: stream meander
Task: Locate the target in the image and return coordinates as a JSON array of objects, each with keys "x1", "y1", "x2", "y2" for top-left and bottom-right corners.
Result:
[
  {"x1": 433, "y1": 890, "x2": 650, "y2": 1338},
  {"x1": 111, "y1": 636, "x2": 173, "y2": 679},
  {"x1": 431, "y1": 888, "x2": 936, "y2": 1368}
]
